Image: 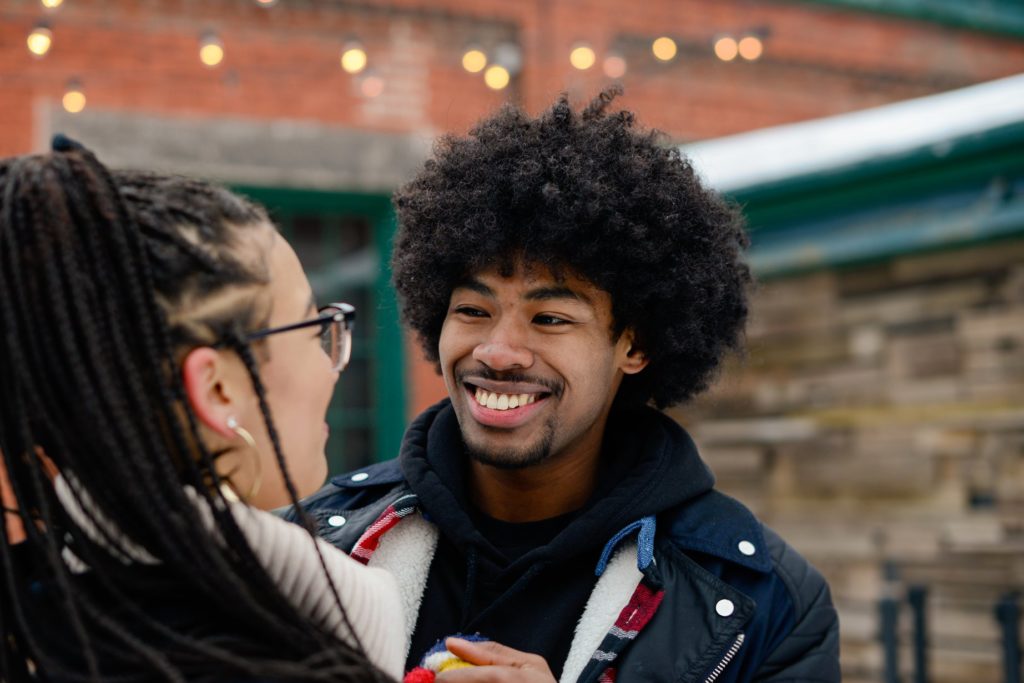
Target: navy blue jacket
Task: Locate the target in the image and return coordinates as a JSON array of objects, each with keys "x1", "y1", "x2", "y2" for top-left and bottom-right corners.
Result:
[{"x1": 297, "y1": 402, "x2": 840, "y2": 682}]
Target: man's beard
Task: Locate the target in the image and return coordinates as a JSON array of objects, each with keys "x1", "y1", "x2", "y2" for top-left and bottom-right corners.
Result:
[{"x1": 464, "y1": 419, "x2": 557, "y2": 470}]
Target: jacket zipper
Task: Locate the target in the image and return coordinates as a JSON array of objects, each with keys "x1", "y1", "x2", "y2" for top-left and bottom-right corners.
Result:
[{"x1": 703, "y1": 632, "x2": 745, "y2": 683}]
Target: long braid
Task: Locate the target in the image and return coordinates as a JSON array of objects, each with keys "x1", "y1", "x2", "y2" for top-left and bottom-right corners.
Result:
[
  {"x1": 233, "y1": 342, "x2": 366, "y2": 656},
  {"x1": 0, "y1": 145, "x2": 387, "y2": 682}
]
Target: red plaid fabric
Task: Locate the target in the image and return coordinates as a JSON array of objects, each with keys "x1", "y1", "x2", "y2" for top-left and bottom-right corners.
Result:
[
  {"x1": 577, "y1": 577, "x2": 665, "y2": 683},
  {"x1": 614, "y1": 580, "x2": 664, "y2": 634},
  {"x1": 350, "y1": 494, "x2": 419, "y2": 565}
]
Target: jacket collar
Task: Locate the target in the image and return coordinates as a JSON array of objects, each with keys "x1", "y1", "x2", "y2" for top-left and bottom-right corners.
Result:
[{"x1": 330, "y1": 401, "x2": 771, "y2": 574}]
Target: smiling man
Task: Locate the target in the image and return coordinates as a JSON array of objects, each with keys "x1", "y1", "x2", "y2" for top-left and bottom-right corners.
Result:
[{"x1": 299, "y1": 90, "x2": 840, "y2": 683}]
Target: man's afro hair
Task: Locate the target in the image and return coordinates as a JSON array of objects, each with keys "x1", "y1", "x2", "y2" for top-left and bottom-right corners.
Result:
[{"x1": 391, "y1": 87, "x2": 751, "y2": 409}]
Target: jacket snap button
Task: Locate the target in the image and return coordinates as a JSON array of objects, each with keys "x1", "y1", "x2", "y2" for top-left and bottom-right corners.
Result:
[
  {"x1": 716, "y1": 599, "x2": 735, "y2": 617},
  {"x1": 738, "y1": 540, "x2": 756, "y2": 556},
  {"x1": 327, "y1": 515, "x2": 347, "y2": 527},
  {"x1": 350, "y1": 472, "x2": 369, "y2": 482}
]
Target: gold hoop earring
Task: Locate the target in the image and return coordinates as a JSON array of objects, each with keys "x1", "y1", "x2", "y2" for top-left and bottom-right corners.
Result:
[{"x1": 224, "y1": 416, "x2": 263, "y2": 502}]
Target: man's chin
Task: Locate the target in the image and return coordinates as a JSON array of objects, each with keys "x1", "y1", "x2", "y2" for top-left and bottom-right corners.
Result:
[
  {"x1": 465, "y1": 443, "x2": 551, "y2": 470},
  {"x1": 463, "y1": 424, "x2": 555, "y2": 471}
]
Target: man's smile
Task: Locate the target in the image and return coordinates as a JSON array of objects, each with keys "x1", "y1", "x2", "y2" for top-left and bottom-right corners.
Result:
[{"x1": 462, "y1": 379, "x2": 553, "y2": 428}]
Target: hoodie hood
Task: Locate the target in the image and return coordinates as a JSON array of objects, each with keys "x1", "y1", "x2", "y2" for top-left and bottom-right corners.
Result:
[{"x1": 399, "y1": 398, "x2": 715, "y2": 575}]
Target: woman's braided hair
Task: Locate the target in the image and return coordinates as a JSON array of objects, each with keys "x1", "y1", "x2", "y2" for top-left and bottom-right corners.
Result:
[{"x1": 0, "y1": 140, "x2": 386, "y2": 682}]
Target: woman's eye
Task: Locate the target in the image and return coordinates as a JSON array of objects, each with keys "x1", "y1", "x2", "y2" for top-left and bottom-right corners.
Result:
[{"x1": 454, "y1": 306, "x2": 487, "y2": 317}]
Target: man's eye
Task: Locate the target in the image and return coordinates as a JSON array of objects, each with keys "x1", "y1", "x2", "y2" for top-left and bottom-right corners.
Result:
[
  {"x1": 534, "y1": 315, "x2": 571, "y2": 326},
  {"x1": 454, "y1": 306, "x2": 487, "y2": 318}
]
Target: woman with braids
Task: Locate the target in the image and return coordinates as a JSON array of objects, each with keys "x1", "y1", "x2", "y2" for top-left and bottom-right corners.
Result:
[{"x1": 0, "y1": 138, "x2": 404, "y2": 682}]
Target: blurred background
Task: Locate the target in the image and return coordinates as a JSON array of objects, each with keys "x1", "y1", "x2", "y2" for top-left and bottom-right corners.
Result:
[{"x1": 2, "y1": 0, "x2": 1023, "y2": 680}]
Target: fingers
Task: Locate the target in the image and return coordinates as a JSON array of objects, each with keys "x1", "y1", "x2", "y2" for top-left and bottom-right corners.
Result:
[
  {"x1": 444, "y1": 638, "x2": 537, "y2": 667},
  {"x1": 436, "y1": 666, "x2": 527, "y2": 683},
  {"x1": 435, "y1": 639, "x2": 556, "y2": 683}
]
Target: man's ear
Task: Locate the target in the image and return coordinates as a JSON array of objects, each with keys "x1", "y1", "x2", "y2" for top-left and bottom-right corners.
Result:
[
  {"x1": 181, "y1": 347, "x2": 237, "y2": 438},
  {"x1": 619, "y1": 332, "x2": 650, "y2": 375}
]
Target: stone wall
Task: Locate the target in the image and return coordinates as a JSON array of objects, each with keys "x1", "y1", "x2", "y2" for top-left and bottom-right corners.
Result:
[{"x1": 675, "y1": 238, "x2": 1024, "y2": 682}]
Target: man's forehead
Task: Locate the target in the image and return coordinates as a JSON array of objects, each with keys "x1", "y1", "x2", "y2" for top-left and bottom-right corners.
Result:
[
  {"x1": 462, "y1": 264, "x2": 593, "y2": 292},
  {"x1": 458, "y1": 262, "x2": 603, "y2": 301}
]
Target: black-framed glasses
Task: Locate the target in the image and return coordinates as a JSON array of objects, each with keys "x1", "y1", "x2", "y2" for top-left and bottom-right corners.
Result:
[{"x1": 245, "y1": 302, "x2": 355, "y2": 372}]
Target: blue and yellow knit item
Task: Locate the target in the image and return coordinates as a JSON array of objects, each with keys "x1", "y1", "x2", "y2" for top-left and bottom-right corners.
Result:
[{"x1": 403, "y1": 634, "x2": 489, "y2": 682}]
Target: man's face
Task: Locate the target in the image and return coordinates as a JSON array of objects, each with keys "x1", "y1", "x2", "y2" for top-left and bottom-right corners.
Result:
[{"x1": 439, "y1": 263, "x2": 643, "y2": 469}]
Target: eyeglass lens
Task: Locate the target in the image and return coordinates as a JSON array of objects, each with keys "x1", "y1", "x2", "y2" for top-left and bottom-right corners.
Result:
[{"x1": 321, "y1": 311, "x2": 352, "y2": 372}]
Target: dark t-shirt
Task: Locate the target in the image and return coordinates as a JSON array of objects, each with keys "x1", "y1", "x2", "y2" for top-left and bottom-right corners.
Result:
[{"x1": 406, "y1": 509, "x2": 602, "y2": 677}]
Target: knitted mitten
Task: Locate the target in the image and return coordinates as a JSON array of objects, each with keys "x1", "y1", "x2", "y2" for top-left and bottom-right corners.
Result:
[{"x1": 403, "y1": 634, "x2": 489, "y2": 683}]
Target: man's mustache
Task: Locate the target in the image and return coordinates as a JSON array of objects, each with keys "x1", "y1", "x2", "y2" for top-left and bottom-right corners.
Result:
[{"x1": 455, "y1": 367, "x2": 564, "y2": 399}]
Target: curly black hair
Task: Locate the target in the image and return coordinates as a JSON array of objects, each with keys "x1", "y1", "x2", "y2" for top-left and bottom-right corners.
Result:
[{"x1": 392, "y1": 87, "x2": 751, "y2": 408}]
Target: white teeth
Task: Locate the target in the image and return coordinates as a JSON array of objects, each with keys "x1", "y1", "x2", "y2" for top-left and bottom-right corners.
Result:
[{"x1": 473, "y1": 388, "x2": 542, "y2": 411}]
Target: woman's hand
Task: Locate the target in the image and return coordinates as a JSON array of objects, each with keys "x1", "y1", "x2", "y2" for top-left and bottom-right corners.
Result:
[{"x1": 436, "y1": 637, "x2": 557, "y2": 683}]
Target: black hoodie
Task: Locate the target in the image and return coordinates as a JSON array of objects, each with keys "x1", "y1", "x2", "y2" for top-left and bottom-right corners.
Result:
[{"x1": 400, "y1": 400, "x2": 715, "y2": 675}]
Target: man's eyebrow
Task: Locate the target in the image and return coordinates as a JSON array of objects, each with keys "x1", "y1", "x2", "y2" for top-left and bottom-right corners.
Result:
[
  {"x1": 453, "y1": 279, "x2": 495, "y2": 298},
  {"x1": 524, "y1": 286, "x2": 592, "y2": 304},
  {"x1": 453, "y1": 279, "x2": 592, "y2": 304}
]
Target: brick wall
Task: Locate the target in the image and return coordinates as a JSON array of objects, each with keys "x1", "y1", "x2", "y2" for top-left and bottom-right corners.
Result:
[{"x1": 5, "y1": 0, "x2": 1024, "y2": 157}]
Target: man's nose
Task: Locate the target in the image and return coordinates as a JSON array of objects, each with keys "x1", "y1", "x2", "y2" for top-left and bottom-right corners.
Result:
[{"x1": 472, "y1": 325, "x2": 533, "y2": 370}]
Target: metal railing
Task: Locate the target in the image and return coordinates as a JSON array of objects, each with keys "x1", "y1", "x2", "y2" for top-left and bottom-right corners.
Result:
[{"x1": 879, "y1": 585, "x2": 1021, "y2": 683}]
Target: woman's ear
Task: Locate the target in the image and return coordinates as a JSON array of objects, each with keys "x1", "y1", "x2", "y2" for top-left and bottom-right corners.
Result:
[
  {"x1": 181, "y1": 347, "x2": 237, "y2": 438},
  {"x1": 618, "y1": 332, "x2": 650, "y2": 376}
]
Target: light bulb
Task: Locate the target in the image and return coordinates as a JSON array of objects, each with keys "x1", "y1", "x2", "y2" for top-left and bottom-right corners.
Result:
[
  {"x1": 199, "y1": 33, "x2": 224, "y2": 67},
  {"x1": 714, "y1": 36, "x2": 738, "y2": 62},
  {"x1": 63, "y1": 80, "x2": 86, "y2": 113},
  {"x1": 652, "y1": 37, "x2": 677, "y2": 62},
  {"x1": 739, "y1": 36, "x2": 763, "y2": 61},
  {"x1": 569, "y1": 43, "x2": 596, "y2": 70},
  {"x1": 27, "y1": 25, "x2": 53, "y2": 57},
  {"x1": 603, "y1": 54, "x2": 627, "y2": 79},
  {"x1": 484, "y1": 65, "x2": 510, "y2": 90},
  {"x1": 462, "y1": 47, "x2": 487, "y2": 74},
  {"x1": 341, "y1": 42, "x2": 367, "y2": 74}
]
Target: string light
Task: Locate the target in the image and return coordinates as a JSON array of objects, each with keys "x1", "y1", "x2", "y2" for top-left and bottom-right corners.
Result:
[
  {"x1": 199, "y1": 32, "x2": 224, "y2": 67},
  {"x1": 40, "y1": 0, "x2": 63, "y2": 8},
  {"x1": 569, "y1": 43, "x2": 596, "y2": 70},
  {"x1": 461, "y1": 46, "x2": 487, "y2": 73},
  {"x1": 340, "y1": 41, "x2": 367, "y2": 74},
  {"x1": 651, "y1": 36, "x2": 677, "y2": 62},
  {"x1": 359, "y1": 71, "x2": 384, "y2": 98},
  {"x1": 603, "y1": 53, "x2": 627, "y2": 79},
  {"x1": 27, "y1": 23, "x2": 53, "y2": 57},
  {"x1": 483, "y1": 64, "x2": 510, "y2": 90},
  {"x1": 714, "y1": 36, "x2": 738, "y2": 62},
  {"x1": 62, "y1": 78, "x2": 85, "y2": 114},
  {"x1": 738, "y1": 35, "x2": 763, "y2": 61},
  {"x1": 254, "y1": 0, "x2": 277, "y2": 5}
]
